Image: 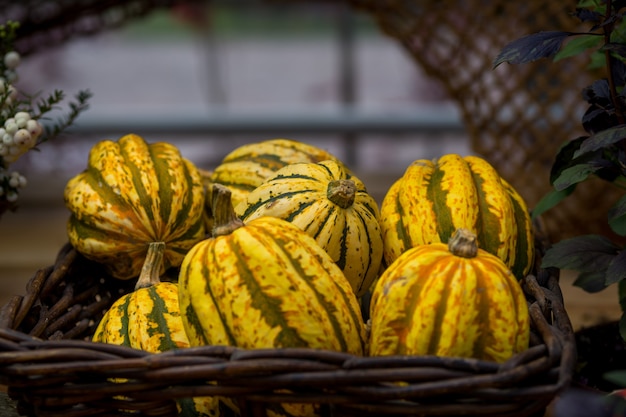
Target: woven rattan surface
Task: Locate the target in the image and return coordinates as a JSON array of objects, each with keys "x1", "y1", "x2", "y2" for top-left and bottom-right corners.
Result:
[
  {"x1": 347, "y1": 0, "x2": 621, "y2": 243},
  {"x1": 0, "y1": 237, "x2": 575, "y2": 417},
  {"x1": 0, "y1": 4, "x2": 577, "y2": 414}
]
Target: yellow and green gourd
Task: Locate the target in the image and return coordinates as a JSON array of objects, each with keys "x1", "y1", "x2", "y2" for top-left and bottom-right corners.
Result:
[
  {"x1": 92, "y1": 242, "x2": 220, "y2": 417},
  {"x1": 179, "y1": 183, "x2": 365, "y2": 353},
  {"x1": 369, "y1": 228, "x2": 530, "y2": 363},
  {"x1": 64, "y1": 133, "x2": 206, "y2": 280},
  {"x1": 178, "y1": 183, "x2": 366, "y2": 417},
  {"x1": 235, "y1": 159, "x2": 383, "y2": 298},
  {"x1": 209, "y1": 138, "x2": 341, "y2": 210},
  {"x1": 380, "y1": 154, "x2": 534, "y2": 280}
]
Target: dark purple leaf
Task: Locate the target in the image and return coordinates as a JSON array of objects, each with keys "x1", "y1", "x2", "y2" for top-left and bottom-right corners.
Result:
[
  {"x1": 582, "y1": 79, "x2": 612, "y2": 104},
  {"x1": 612, "y1": 58, "x2": 626, "y2": 87},
  {"x1": 493, "y1": 31, "x2": 573, "y2": 67},
  {"x1": 542, "y1": 235, "x2": 620, "y2": 272},
  {"x1": 575, "y1": 125, "x2": 626, "y2": 156},
  {"x1": 606, "y1": 249, "x2": 626, "y2": 285},
  {"x1": 573, "y1": 8, "x2": 603, "y2": 24},
  {"x1": 582, "y1": 106, "x2": 616, "y2": 135},
  {"x1": 573, "y1": 271, "x2": 612, "y2": 293}
]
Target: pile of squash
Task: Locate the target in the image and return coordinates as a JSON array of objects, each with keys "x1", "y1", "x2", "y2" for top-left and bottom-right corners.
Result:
[{"x1": 64, "y1": 134, "x2": 535, "y2": 416}]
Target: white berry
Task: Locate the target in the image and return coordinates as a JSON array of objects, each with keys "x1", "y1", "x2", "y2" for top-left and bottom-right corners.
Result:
[
  {"x1": 8, "y1": 176, "x2": 19, "y2": 188},
  {"x1": 13, "y1": 129, "x2": 32, "y2": 147},
  {"x1": 4, "y1": 51, "x2": 20, "y2": 70},
  {"x1": 4, "y1": 119, "x2": 17, "y2": 135},
  {"x1": 26, "y1": 119, "x2": 42, "y2": 137},
  {"x1": 14, "y1": 111, "x2": 30, "y2": 122},
  {"x1": 5, "y1": 191, "x2": 17, "y2": 202}
]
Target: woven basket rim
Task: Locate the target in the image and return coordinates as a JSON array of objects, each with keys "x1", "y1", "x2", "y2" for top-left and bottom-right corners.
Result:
[{"x1": 0, "y1": 238, "x2": 576, "y2": 417}]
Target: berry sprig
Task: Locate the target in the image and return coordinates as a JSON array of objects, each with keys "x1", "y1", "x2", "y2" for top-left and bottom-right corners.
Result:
[{"x1": 0, "y1": 21, "x2": 91, "y2": 215}]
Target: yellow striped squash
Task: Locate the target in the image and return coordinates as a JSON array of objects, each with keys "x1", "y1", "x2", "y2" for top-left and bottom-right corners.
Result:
[
  {"x1": 209, "y1": 138, "x2": 341, "y2": 209},
  {"x1": 64, "y1": 133, "x2": 206, "y2": 280},
  {"x1": 178, "y1": 184, "x2": 366, "y2": 354},
  {"x1": 180, "y1": 184, "x2": 366, "y2": 417},
  {"x1": 235, "y1": 159, "x2": 383, "y2": 298},
  {"x1": 369, "y1": 228, "x2": 530, "y2": 363},
  {"x1": 92, "y1": 243, "x2": 221, "y2": 417},
  {"x1": 380, "y1": 154, "x2": 534, "y2": 279}
]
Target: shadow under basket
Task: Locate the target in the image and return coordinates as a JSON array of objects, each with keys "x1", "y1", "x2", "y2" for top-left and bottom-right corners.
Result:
[{"x1": 0, "y1": 241, "x2": 575, "y2": 417}]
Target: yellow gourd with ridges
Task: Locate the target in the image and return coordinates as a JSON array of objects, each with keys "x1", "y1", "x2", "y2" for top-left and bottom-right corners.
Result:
[
  {"x1": 179, "y1": 184, "x2": 365, "y2": 417},
  {"x1": 380, "y1": 154, "x2": 534, "y2": 279},
  {"x1": 369, "y1": 228, "x2": 530, "y2": 363},
  {"x1": 64, "y1": 133, "x2": 206, "y2": 280},
  {"x1": 210, "y1": 138, "x2": 341, "y2": 209},
  {"x1": 179, "y1": 184, "x2": 365, "y2": 354},
  {"x1": 235, "y1": 159, "x2": 383, "y2": 297},
  {"x1": 92, "y1": 242, "x2": 221, "y2": 417}
]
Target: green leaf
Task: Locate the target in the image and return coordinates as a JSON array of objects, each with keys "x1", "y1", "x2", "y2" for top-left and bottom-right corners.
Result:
[
  {"x1": 621, "y1": 311, "x2": 626, "y2": 344},
  {"x1": 619, "y1": 279, "x2": 626, "y2": 312},
  {"x1": 541, "y1": 234, "x2": 620, "y2": 272},
  {"x1": 552, "y1": 163, "x2": 601, "y2": 191},
  {"x1": 554, "y1": 34, "x2": 603, "y2": 61},
  {"x1": 606, "y1": 250, "x2": 626, "y2": 285},
  {"x1": 530, "y1": 186, "x2": 576, "y2": 219},
  {"x1": 574, "y1": 125, "x2": 626, "y2": 157},
  {"x1": 609, "y1": 195, "x2": 626, "y2": 236},
  {"x1": 604, "y1": 368, "x2": 626, "y2": 386},
  {"x1": 573, "y1": 270, "x2": 612, "y2": 293}
]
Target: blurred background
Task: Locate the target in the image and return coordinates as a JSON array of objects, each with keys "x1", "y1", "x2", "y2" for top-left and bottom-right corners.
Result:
[
  {"x1": 0, "y1": 0, "x2": 620, "y2": 329},
  {"x1": 0, "y1": 0, "x2": 468, "y2": 302}
]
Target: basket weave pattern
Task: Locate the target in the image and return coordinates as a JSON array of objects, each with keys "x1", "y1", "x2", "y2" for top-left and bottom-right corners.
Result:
[
  {"x1": 0, "y1": 1, "x2": 576, "y2": 416},
  {"x1": 0, "y1": 238, "x2": 575, "y2": 417},
  {"x1": 348, "y1": 0, "x2": 622, "y2": 243}
]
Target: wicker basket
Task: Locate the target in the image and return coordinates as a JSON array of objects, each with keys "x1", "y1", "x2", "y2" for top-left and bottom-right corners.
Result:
[
  {"x1": 346, "y1": 0, "x2": 623, "y2": 244},
  {"x1": 0, "y1": 230, "x2": 575, "y2": 417},
  {"x1": 0, "y1": 1, "x2": 575, "y2": 415}
]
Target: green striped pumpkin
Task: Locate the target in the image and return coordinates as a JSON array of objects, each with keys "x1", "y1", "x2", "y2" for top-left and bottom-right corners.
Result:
[
  {"x1": 235, "y1": 159, "x2": 383, "y2": 298},
  {"x1": 380, "y1": 154, "x2": 534, "y2": 279},
  {"x1": 178, "y1": 184, "x2": 366, "y2": 353},
  {"x1": 92, "y1": 282, "x2": 187, "y2": 352},
  {"x1": 64, "y1": 133, "x2": 206, "y2": 280},
  {"x1": 92, "y1": 281, "x2": 224, "y2": 417},
  {"x1": 92, "y1": 243, "x2": 221, "y2": 417},
  {"x1": 209, "y1": 138, "x2": 341, "y2": 210},
  {"x1": 369, "y1": 228, "x2": 530, "y2": 363}
]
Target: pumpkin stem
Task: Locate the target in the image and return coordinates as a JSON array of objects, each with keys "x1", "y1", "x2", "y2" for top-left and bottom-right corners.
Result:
[
  {"x1": 135, "y1": 241, "x2": 166, "y2": 290},
  {"x1": 327, "y1": 179, "x2": 356, "y2": 208},
  {"x1": 448, "y1": 228, "x2": 478, "y2": 258},
  {"x1": 211, "y1": 183, "x2": 244, "y2": 236}
]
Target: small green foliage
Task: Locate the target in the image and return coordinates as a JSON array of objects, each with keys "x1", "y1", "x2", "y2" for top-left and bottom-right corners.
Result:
[
  {"x1": 497, "y1": 0, "x2": 626, "y2": 342},
  {"x1": 36, "y1": 89, "x2": 93, "y2": 144}
]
